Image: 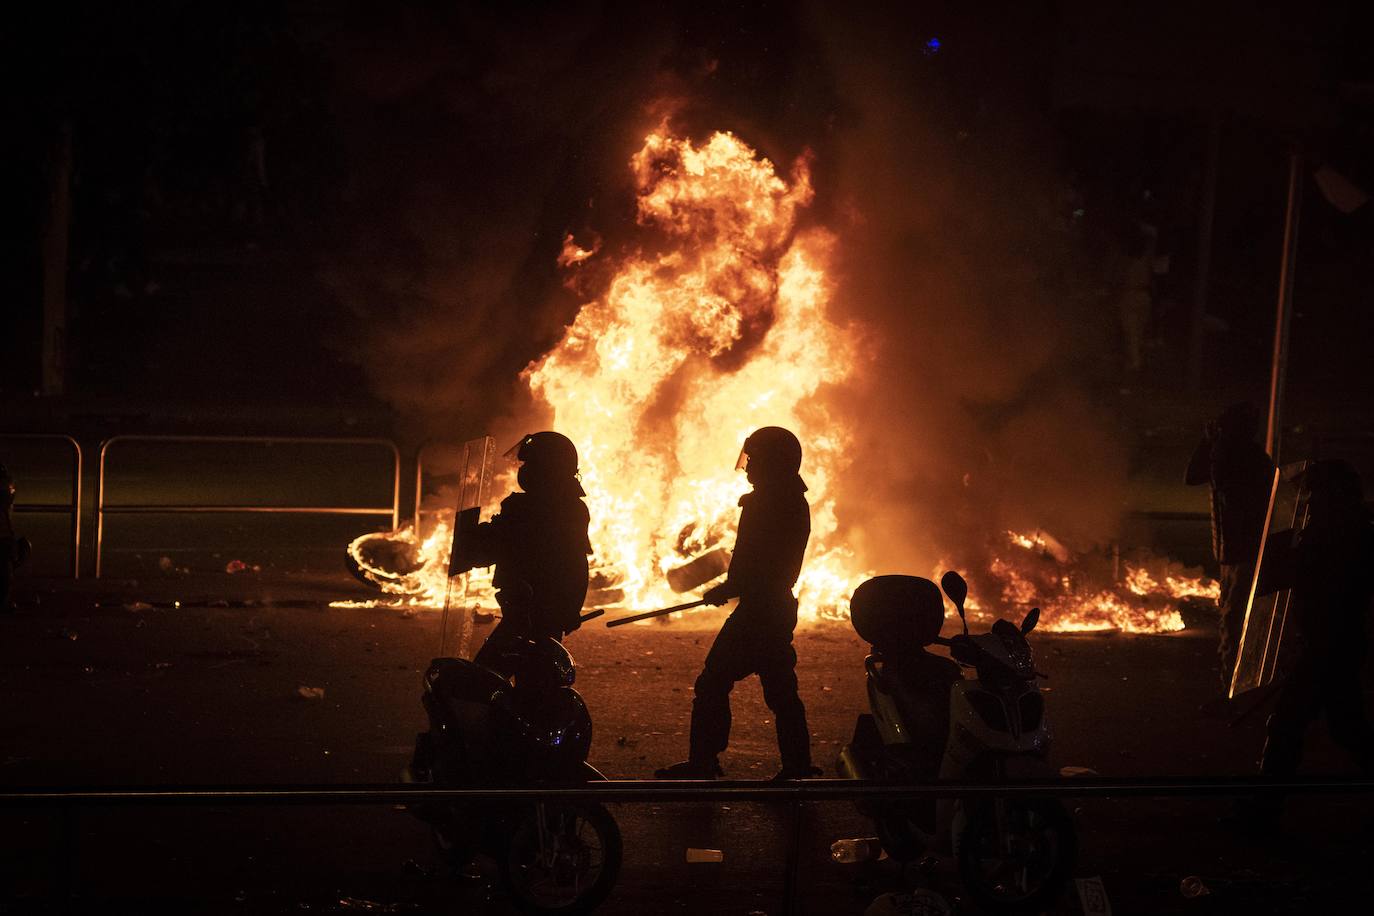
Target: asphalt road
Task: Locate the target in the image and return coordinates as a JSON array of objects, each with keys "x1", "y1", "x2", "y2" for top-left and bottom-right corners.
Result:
[{"x1": 3, "y1": 574, "x2": 1373, "y2": 915}]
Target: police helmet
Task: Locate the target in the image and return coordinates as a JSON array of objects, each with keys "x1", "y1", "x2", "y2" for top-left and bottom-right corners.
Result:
[
  {"x1": 505, "y1": 431, "x2": 579, "y2": 477},
  {"x1": 734, "y1": 426, "x2": 803, "y2": 479}
]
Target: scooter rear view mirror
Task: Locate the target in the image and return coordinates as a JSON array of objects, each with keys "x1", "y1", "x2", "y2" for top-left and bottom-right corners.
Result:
[
  {"x1": 1020, "y1": 606, "x2": 1040, "y2": 634},
  {"x1": 940, "y1": 571, "x2": 969, "y2": 635}
]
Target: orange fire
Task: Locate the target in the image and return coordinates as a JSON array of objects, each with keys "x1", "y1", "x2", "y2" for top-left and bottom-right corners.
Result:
[
  {"x1": 526, "y1": 127, "x2": 862, "y2": 621},
  {"x1": 973, "y1": 530, "x2": 1219, "y2": 634},
  {"x1": 336, "y1": 126, "x2": 1220, "y2": 638}
]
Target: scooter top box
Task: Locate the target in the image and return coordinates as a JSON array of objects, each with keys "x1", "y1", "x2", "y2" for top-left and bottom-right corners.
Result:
[{"x1": 849, "y1": 575, "x2": 947, "y2": 649}]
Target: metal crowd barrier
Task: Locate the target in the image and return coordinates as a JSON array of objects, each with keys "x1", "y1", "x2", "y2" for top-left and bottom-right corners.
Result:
[
  {"x1": 413, "y1": 439, "x2": 498, "y2": 528},
  {"x1": 0, "y1": 433, "x2": 82, "y2": 577},
  {"x1": 94, "y1": 435, "x2": 401, "y2": 578},
  {"x1": 413, "y1": 440, "x2": 445, "y2": 528},
  {"x1": 3, "y1": 777, "x2": 1372, "y2": 915}
]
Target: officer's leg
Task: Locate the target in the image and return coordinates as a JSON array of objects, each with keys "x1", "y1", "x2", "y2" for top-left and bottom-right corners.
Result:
[
  {"x1": 688, "y1": 619, "x2": 753, "y2": 765},
  {"x1": 1260, "y1": 665, "x2": 1320, "y2": 779},
  {"x1": 1322, "y1": 667, "x2": 1374, "y2": 774},
  {"x1": 1230, "y1": 669, "x2": 1316, "y2": 825},
  {"x1": 759, "y1": 640, "x2": 813, "y2": 773}
]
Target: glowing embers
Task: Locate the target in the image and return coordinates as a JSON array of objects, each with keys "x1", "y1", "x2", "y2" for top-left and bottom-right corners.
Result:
[{"x1": 975, "y1": 531, "x2": 1215, "y2": 634}]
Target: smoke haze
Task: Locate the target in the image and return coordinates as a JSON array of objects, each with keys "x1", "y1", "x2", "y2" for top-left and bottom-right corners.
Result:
[
  {"x1": 325, "y1": 1, "x2": 1130, "y2": 582},
  {"x1": 810, "y1": 4, "x2": 1130, "y2": 576}
]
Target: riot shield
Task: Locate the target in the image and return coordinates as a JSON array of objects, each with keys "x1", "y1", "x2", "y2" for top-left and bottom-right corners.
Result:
[
  {"x1": 1227, "y1": 460, "x2": 1311, "y2": 699},
  {"x1": 439, "y1": 436, "x2": 496, "y2": 659}
]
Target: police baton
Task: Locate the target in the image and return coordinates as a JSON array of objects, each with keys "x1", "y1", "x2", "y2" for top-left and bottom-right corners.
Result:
[{"x1": 606, "y1": 599, "x2": 709, "y2": 628}]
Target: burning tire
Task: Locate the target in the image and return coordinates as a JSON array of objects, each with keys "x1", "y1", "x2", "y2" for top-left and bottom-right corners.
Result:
[
  {"x1": 956, "y1": 798, "x2": 1075, "y2": 912},
  {"x1": 344, "y1": 530, "x2": 425, "y2": 590},
  {"x1": 500, "y1": 801, "x2": 622, "y2": 914}
]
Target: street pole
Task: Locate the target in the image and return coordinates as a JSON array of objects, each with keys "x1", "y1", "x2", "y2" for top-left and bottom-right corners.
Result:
[{"x1": 1265, "y1": 149, "x2": 1303, "y2": 463}]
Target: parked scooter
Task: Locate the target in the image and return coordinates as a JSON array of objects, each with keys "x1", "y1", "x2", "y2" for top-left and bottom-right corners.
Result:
[
  {"x1": 408, "y1": 628, "x2": 621, "y2": 914},
  {"x1": 837, "y1": 572, "x2": 1075, "y2": 912}
]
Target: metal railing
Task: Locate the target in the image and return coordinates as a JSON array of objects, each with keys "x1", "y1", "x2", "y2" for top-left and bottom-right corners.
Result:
[
  {"x1": 0, "y1": 433, "x2": 82, "y2": 577},
  {"x1": 4, "y1": 776, "x2": 1372, "y2": 915},
  {"x1": 8, "y1": 775, "x2": 1374, "y2": 806},
  {"x1": 95, "y1": 435, "x2": 401, "y2": 578},
  {"x1": 414, "y1": 440, "x2": 466, "y2": 529}
]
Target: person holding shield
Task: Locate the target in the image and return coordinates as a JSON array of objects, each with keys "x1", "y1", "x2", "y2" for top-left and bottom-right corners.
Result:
[
  {"x1": 656, "y1": 426, "x2": 819, "y2": 780},
  {"x1": 1255, "y1": 461, "x2": 1374, "y2": 787},
  {"x1": 1185, "y1": 403, "x2": 1273, "y2": 690},
  {"x1": 447, "y1": 432, "x2": 592, "y2": 670}
]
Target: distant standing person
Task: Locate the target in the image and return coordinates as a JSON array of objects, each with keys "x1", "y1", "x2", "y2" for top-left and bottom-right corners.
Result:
[
  {"x1": 1, "y1": 463, "x2": 32, "y2": 613},
  {"x1": 1117, "y1": 220, "x2": 1158, "y2": 374},
  {"x1": 1185, "y1": 403, "x2": 1273, "y2": 690},
  {"x1": 656, "y1": 427, "x2": 819, "y2": 780}
]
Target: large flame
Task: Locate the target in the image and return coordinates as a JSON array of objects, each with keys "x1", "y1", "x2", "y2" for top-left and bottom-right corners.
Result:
[
  {"x1": 527, "y1": 127, "x2": 861, "y2": 620},
  {"x1": 335, "y1": 126, "x2": 1220, "y2": 637}
]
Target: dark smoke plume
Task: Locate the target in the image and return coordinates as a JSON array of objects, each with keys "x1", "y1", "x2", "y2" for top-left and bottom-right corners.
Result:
[{"x1": 320, "y1": 3, "x2": 674, "y2": 445}]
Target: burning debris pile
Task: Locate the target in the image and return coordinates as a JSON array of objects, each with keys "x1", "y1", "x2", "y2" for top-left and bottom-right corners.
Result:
[
  {"x1": 335, "y1": 125, "x2": 1219, "y2": 635},
  {"x1": 338, "y1": 515, "x2": 498, "y2": 613},
  {"x1": 959, "y1": 530, "x2": 1218, "y2": 634}
]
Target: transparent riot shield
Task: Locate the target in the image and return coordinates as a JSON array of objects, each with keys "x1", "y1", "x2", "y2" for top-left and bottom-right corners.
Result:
[
  {"x1": 439, "y1": 436, "x2": 496, "y2": 659},
  {"x1": 1227, "y1": 460, "x2": 1311, "y2": 699}
]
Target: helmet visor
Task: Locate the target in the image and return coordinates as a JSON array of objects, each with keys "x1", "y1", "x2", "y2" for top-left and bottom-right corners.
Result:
[
  {"x1": 735, "y1": 445, "x2": 749, "y2": 472},
  {"x1": 503, "y1": 437, "x2": 529, "y2": 461}
]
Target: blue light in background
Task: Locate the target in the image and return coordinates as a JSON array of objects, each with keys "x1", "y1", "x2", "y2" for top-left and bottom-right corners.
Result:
[{"x1": 923, "y1": 37, "x2": 942, "y2": 56}]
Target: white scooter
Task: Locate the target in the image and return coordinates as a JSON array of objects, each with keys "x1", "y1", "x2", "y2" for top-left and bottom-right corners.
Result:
[{"x1": 837, "y1": 572, "x2": 1076, "y2": 913}]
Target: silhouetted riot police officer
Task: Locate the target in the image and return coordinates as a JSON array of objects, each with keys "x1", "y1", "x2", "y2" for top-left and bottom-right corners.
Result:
[
  {"x1": 1256, "y1": 460, "x2": 1374, "y2": 790},
  {"x1": 448, "y1": 432, "x2": 592, "y2": 669},
  {"x1": 1186, "y1": 403, "x2": 1273, "y2": 688},
  {"x1": 657, "y1": 427, "x2": 818, "y2": 780}
]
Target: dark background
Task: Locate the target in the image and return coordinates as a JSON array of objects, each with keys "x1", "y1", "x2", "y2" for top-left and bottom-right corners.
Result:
[{"x1": 9, "y1": 1, "x2": 1374, "y2": 425}]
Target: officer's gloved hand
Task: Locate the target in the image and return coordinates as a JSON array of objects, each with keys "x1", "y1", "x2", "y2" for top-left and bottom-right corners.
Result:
[{"x1": 702, "y1": 583, "x2": 732, "y2": 606}]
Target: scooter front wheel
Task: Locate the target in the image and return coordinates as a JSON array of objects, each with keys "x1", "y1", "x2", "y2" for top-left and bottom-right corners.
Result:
[
  {"x1": 500, "y1": 801, "x2": 623, "y2": 914},
  {"x1": 956, "y1": 798, "x2": 1075, "y2": 912}
]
